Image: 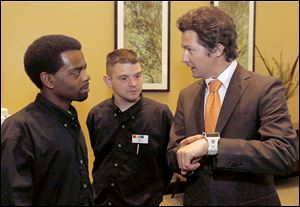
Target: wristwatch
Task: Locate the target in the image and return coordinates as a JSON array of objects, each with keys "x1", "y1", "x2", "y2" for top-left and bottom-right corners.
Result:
[{"x1": 202, "y1": 132, "x2": 220, "y2": 155}]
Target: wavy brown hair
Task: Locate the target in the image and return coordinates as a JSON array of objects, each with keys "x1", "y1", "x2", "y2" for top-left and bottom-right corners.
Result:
[{"x1": 177, "y1": 6, "x2": 238, "y2": 62}]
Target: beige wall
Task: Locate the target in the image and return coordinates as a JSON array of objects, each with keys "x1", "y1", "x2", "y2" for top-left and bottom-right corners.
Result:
[
  {"x1": 1, "y1": 1, "x2": 299, "y2": 179},
  {"x1": 255, "y1": 1, "x2": 299, "y2": 124}
]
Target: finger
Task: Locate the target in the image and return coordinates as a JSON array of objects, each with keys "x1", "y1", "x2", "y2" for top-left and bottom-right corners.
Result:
[
  {"x1": 181, "y1": 170, "x2": 188, "y2": 175},
  {"x1": 189, "y1": 162, "x2": 201, "y2": 171},
  {"x1": 177, "y1": 148, "x2": 191, "y2": 171},
  {"x1": 180, "y1": 162, "x2": 201, "y2": 176},
  {"x1": 191, "y1": 156, "x2": 201, "y2": 163},
  {"x1": 176, "y1": 148, "x2": 184, "y2": 169},
  {"x1": 182, "y1": 160, "x2": 201, "y2": 172}
]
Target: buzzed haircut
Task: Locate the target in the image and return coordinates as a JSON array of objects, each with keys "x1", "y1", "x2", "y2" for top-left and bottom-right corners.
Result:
[
  {"x1": 106, "y1": 48, "x2": 139, "y2": 76},
  {"x1": 24, "y1": 34, "x2": 82, "y2": 89}
]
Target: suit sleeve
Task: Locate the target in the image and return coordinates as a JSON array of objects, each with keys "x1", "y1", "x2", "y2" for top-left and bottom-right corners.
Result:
[
  {"x1": 217, "y1": 79, "x2": 298, "y2": 176},
  {"x1": 167, "y1": 91, "x2": 187, "y2": 173},
  {"x1": 161, "y1": 106, "x2": 174, "y2": 188}
]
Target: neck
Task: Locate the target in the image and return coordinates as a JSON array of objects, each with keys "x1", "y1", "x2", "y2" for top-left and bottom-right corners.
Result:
[
  {"x1": 114, "y1": 96, "x2": 140, "y2": 112},
  {"x1": 211, "y1": 60, "x2": 232, "y2": 78},
  {"x1": 40, "y1": 90, "x2": 71, "y2": 111}
]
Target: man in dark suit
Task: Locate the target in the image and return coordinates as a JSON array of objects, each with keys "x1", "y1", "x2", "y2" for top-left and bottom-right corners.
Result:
[{"x1": 167, "y1": 6, "x2": 298, "y2": 206}]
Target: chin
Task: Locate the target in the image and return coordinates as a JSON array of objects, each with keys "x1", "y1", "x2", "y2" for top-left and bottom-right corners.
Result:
[
  {"x1": 127, "y1": 95, "x2": 140, "y2": 103},
  {"x1": 76, "y1": 94, "x2": 88, "y2": 102},
  {"x1": 192, "y1": 73, "x2": 199, "y2": 78}
]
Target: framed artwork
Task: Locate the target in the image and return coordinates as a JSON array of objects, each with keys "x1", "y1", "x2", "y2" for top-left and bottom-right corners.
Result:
[
  {"x1": 115, "y1": 1, "x2": 170, "y2": 91},
  {"x1": 212, "y1": 1, "x2": 256, "y2": 71}
]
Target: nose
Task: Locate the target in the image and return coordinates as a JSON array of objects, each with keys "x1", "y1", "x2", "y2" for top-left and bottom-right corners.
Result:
[
  {"x1": 128, "y1": 77, "x2": 137, "y2": 86},
  {"x1": 182, "y1": 51, "x2": 189, "y2": 63},
  {"x1": 82, "y1": 70, "x2": 91, "y2": 82}
]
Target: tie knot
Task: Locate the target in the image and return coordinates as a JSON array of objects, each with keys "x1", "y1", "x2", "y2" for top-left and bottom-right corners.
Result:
[{"x1": 209, "y1": 79, "x2": 221, "y2": 92}]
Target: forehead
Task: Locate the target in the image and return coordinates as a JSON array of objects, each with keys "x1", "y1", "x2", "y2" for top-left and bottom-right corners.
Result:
[
  {"x1": 60, "y1": 50, "x2": 85, "y2": 67},
  {"x1": 181, "y1": 30, "x2": 200, "y2": 46},
  {"x1": 110, "y1": 62, "x2": 141, "y2": 75}
]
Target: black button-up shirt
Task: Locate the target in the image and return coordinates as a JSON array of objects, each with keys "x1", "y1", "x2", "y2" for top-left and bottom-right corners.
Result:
[
  {"x1": 86, "y1": 96, "x2": 173, "y2": 206},
  {"x1": 1, "y1": 94, "x2": 94, "y2": 206}
]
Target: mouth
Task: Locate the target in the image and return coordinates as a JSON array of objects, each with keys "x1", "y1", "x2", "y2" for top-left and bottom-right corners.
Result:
[
  {"x1": 128, "y1": 90, "x2": 140, "y2": 94},
  {"x1": 81, "y1": 83, "x2": 90, "y2": 92}
]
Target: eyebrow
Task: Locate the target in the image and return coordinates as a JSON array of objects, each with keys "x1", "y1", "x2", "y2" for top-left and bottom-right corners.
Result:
[
  {"x1": 117, "y1": 71, "x2": 142, "y2": 78},
  {"x1": 71, "y1": 64, "x2": 87, "y2": 71}
]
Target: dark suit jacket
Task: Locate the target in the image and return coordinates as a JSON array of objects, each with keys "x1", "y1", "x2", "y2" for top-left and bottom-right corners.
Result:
[{"x1": 167, "y1": 65, "x2": 298, "y2": 206}]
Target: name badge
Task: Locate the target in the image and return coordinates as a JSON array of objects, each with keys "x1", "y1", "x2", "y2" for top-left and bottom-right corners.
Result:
[{"x1": 132, "y1": 134, "x2": 149, "y2": 144}]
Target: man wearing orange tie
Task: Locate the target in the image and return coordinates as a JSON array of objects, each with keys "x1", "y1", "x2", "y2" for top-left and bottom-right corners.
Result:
[{"x1": 167, "y1": 6, "x2": 298, "y2": 206}]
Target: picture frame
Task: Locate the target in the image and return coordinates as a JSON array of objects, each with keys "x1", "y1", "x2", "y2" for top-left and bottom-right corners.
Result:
[
  {"x1": 212, "y1": 1, "x2": 256, "y2": 71},
  {"x1": 115, "y1": 1, "x2": 170, "y2": 91}
]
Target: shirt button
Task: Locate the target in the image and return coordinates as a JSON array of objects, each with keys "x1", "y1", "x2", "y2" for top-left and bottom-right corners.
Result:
[
  {"x1": 72, "y1": 117, "x2": 75, "y2": 120},
  {"x1": 117, "y1": 144, "x2": 122, "y2": 148},
  {"x1": 83, "y1": 184, "x2": 87, "y2": 188},
  {"x1": 108, "y1": 202, "x2": 112, "y2": 206},
  {"x1": 131, "y1": 116, "x2": 135, "y2": 119},
  {"x1": 114, "y1": 163, "x2": 118, "y2": 167},
  {"x1": 121, "y1": 125, "x2": 125, "y2": 128},
  {"x1": 114, "y1": 113, "x2": 117, "y2": 117},
  {"x1": 110, "y1": 182, "x2": 115, "y2": 187},
  {"x1": 64, "y1": 123, "x2": 68, "y2": 127},
  {"x1": 80, "y1": 160, "x2": 83, "y2": 164}
]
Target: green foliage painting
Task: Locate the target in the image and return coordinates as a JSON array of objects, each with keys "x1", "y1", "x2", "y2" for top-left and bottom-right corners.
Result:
[
  {"x1": 216, "y1": 1, "x2": 255, "y2": 71},
  {"x1": 124, "y1": 1, "x2": 163, "y2": 85}
]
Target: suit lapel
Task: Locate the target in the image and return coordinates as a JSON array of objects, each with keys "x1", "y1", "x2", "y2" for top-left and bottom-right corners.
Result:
[
  {"x1": 197, "y1": 80, "x2": 206, "y2": 133},
  {"x1": 216, "y1": 65, "x2": 251, "y2": 133}
]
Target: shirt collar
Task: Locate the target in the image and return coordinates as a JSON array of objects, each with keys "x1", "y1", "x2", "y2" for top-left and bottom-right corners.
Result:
[
  {"x1": 205, "y1": 60, "x2": 237, "y2": 89},
  {"x1": 35, "y1": 93, "x2": 79, "y2": 125},
  {"x1": 111, "y1": 94, "x2": 143, "y2": 116}
]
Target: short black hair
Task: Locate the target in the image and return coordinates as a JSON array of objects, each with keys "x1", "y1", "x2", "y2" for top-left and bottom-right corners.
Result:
[{"x1": 24, "y1": 34, "x2": 82, "y2": 89}]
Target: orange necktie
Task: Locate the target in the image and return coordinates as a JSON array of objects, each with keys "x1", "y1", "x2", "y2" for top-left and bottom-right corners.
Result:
[{"x1": 205, "y1": 79, "x2": 222, "y2": 133}]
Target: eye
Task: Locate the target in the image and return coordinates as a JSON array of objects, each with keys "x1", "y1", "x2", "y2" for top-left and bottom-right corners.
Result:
[
  {"x1": 187, "y1": 48, "x2": 193, "y2": 52},
  {"x1": 118, "y1": 76, "x2": 128, "y2": 81},
  {"x1": 72, "y1": 70, "x2": 81, "y2": 76},
  {"x1": 71, "y1": 67, "x2": 87, "y2": 76}
]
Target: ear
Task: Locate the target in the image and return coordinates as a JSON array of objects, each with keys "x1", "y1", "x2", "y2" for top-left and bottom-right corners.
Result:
[
  {"x1": 214, "y1": 43, "x2": 226, "y2": 58},
  {"x1": 40, "y1": 72, "x2": 54, "y2": 89},
  {"x1": 103, "y1": 75, "x2": 112, "y2": 88}
]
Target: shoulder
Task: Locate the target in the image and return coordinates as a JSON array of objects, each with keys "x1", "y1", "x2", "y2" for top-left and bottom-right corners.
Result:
[
  {"x1": 2, "y1": 102, "x2": 39, "y2": 124},
  {"x1": 88, "y1": 98, "x2": 112, "y2": 116},
  {"x1": 179, "y1": 79, "x2": 204, "y2": 98},
  {"x1": 236, "y1": 65, "x2": 280, "y2": 85},
  {"x1": 233, "y1": 65, "x2": 286, "y2": 100},
  {"x1": 229, "y1": 65, "x2": 283, "y2": 94},
  {"x1": 142, "y1": 97, "x2": 170, "y2": 109},
  {"x1": 251, "y1": 71, "x2": 280, "y2": 85},
  {"x1": 142, "y1": 97, "x2": 172, "y2": 114},
  {"x1": 1, "y1": 103, "x2": 37, "y2": 139}
]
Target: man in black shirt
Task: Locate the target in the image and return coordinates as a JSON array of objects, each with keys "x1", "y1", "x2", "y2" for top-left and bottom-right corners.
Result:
[
  {"x1": 1, "y1": 34, "x2": 94, "y2": 206},
  {"x1": 87, "y1": 48, "x2": 173, "y2": 206}
]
